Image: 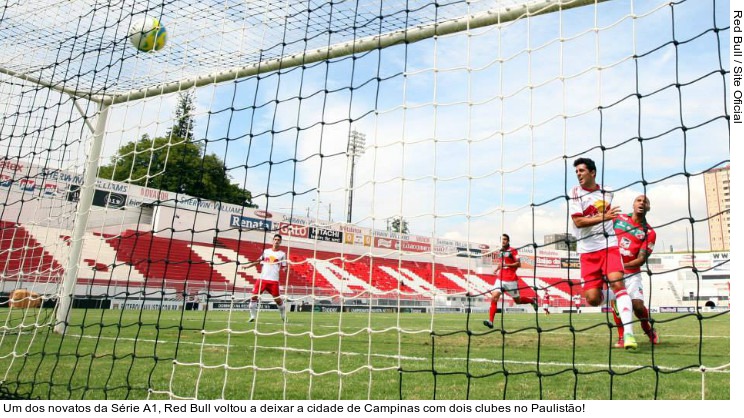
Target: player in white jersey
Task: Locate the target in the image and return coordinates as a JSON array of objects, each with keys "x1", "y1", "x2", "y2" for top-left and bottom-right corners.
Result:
[
  {"x1": 244, "y1": 234, "x2": 287, "y2": 322},
  {"x1": 569, "y1": 157, "x2": 637, "y2": 350}
]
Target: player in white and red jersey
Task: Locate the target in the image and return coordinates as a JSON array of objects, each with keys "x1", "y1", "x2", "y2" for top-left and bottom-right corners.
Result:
[
  {"x1": 244, "y1": 234, "x2": 287, "y2": 322},
  {"x1": 483, "y1": 234, "x2": 538, "y2": 329},
  {"x1": 569, "y1": 157, "x2": 637, "y2": 349},
  {"x1": 610, "y1": 194, "x2": 659, "y2": 347}
]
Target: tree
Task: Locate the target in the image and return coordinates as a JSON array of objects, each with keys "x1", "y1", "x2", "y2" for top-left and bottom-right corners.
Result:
[
  {"x1": 168, "y1": 91, "x2": 196, "y2": 140},
  {"x1": 389, "y1": 217, "x2": 409, "y2": 234},
  {"x1": 98, "y1": 93, "x2": 256, "y2": 207}
]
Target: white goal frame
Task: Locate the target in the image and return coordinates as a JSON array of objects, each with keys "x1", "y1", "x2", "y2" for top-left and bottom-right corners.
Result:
[{"x1": 1, "y1": 0, "x2": 607, "y2": 335}]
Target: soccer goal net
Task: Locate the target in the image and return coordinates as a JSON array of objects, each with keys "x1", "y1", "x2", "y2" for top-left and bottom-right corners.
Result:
[{"x1": 0, "y1": 0, "x2": 730, "y2": 400}]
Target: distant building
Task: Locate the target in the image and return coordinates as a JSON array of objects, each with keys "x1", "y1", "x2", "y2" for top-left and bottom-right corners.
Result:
[
  {"x1": 703, "y1": 166, "x2": 730, "y2": 251},
  {"x1": 543, "y1": 233, "x2": 577, "y2": 251}
]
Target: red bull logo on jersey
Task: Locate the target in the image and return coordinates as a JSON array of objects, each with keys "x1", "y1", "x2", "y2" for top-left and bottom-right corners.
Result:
[
  {"x1": 592, "y1": 200, "x2": 609, "y2": 213},
  {"x1": 582, "y1": 199, "x2": 610, "y2": 217}
]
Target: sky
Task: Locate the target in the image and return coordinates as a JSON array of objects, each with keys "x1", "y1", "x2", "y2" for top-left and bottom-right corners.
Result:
[
  {"x1": 0, "y1": 0, "x2": 731, "y2": 252},
  {"x1": 171, "y1": 0, "x2": 729, "y2": 252}
]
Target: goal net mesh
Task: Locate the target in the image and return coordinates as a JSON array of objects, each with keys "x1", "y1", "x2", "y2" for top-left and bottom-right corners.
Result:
[{"x1": 0, "y1": 0, "x2": 730, "y2": 400}]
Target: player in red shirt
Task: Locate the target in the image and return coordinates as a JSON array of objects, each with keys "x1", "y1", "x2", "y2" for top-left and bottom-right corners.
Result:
[
  {"x1": 542, "y1": 290, "x2": 551, "y2": 316},
  {"x1": 611, "y1": 195, "x2": 659, "y2": 347},
  {"x1": 483, "y1": 234, "x2": 537, "y2": 328},
  {"x1": 569, "y1": 157, "x2": 637, "y2": 349}
]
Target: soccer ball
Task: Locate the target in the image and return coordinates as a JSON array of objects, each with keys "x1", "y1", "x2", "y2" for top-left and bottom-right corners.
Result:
[{"x1": 128, "y1": 17, "x2": 167, "y2": 52}]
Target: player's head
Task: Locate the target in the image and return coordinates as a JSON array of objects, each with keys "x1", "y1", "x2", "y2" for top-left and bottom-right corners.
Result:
[
  {"x1": 501, "y1": 234, "x2": 510, "y2": 248},
  {"x1": 633, "y1": 195, "x2": 650, "y2": 217},
  {"x1": 573, "y1": 157, "x2": 597, "y2": 189},
  {"x1": 272, "y1": 234, "x2": 282, "y2": 249}
]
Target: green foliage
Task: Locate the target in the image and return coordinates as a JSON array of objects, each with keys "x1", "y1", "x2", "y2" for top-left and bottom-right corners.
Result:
[
  {"x1": 389, "y1": 216, "x2": 409, "y2": 234},
  {"x1": 98, "y1": 92, "x2": 255, "y2": 207},
  {"x1": 167, "y1": 91, "x2": 196, "y2": 141}
]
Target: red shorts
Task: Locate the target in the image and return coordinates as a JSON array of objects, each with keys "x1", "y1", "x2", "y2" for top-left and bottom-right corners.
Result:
[
  {"x1": 252, "y1": 280, "x2": 281, "y2": 298},
  {"x1": 579, "y1": 247, "x2": 624, "y2": 291}
]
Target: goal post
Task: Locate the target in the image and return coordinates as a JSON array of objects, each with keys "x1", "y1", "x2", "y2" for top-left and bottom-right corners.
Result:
[
  {"x1": 53, "y1": 103, "x2": 109, "y2": 335},
  {"x1": 3, "y1": 0, "x2": 611, "y2": 338},
  {"x1": 5, "y1": 1, "x2": 611, "y2": 339}
]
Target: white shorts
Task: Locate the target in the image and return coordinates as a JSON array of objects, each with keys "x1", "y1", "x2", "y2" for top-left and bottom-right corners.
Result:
[
  {"x1": 623, "y1": 272, "x2": 644, "y2": 300},
  {"x1": 492, "y1": 280, "x2": 521, "y2": 299}
]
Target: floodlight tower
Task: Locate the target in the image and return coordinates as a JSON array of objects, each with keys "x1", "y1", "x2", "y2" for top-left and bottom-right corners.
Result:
[{"x1": 346, "y1": 129, "x2": 366, "y2": 224}]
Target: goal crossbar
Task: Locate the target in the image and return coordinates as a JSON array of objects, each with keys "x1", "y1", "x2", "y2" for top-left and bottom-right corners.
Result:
[{"x1": 1, "y1": 0, "x2": 606, "y2": 106}]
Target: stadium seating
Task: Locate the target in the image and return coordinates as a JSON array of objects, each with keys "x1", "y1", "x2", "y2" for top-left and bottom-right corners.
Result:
[
  {"x1": 0, "y1": 224, "x2": 588, "y2": 307},
  {"x1": 102, "y1": 230, "x2": 229, "y2": 284},
  {"x1": 0, "y1": 220, "x2": 64, "y2": 280}
]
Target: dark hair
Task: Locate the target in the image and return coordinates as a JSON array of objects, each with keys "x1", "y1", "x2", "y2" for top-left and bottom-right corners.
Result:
[
  {"x1": 273, "y1": 234, "x2": 283, "y2": 241},
  {"x1": 502, "y1": 234, "x2": 510, "y2": 242},
  {"x1": 573, "y1": 157, "x2": 596, "y2": 172}
]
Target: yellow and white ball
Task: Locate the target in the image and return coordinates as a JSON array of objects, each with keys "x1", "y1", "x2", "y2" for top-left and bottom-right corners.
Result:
[{"x1": 128, "y1": 17, "x2": 167, "y2": 52}]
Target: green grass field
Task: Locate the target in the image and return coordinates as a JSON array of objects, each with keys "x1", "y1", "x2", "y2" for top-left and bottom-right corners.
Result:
[{"x1": 0, "y1": 308, "x2": 729, "y2": 400}]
